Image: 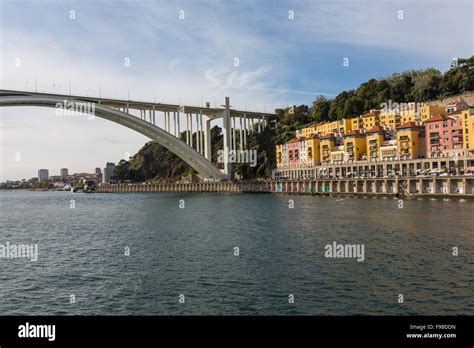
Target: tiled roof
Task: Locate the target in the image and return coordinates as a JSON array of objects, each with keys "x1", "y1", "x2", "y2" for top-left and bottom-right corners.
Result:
[
  {"x1": 366, "y1": 126, "x2": 385, "y2": 133},
  {"x1": 424, "y1": 115, "x2": 446, "y2": 123},
  {"x1": 344, "y1": 129, "x2": 364, "y2": 136},
  {"x1": 320, "y1": 133, "x2": 335, "y2": 140},
  {"x1": 396, "y1": 121, "x2": 420, "y2": 129}
]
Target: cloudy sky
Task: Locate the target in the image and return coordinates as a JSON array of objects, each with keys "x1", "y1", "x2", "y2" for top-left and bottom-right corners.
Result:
[{"x1": 1, "y1": 0, "x2": 473, "y2": 180}]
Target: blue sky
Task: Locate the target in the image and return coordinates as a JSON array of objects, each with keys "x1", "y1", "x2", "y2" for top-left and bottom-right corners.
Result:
[{"x1": 1, "y1": 0, "x2": 473, "y2": 180}]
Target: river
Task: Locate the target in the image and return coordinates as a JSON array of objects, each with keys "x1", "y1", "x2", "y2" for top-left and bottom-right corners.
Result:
[{"x1": 0, "y1": 191, "x2": 472, "y2": 315}]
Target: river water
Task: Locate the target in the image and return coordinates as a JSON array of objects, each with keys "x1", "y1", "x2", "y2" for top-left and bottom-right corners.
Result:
[{"x1": 0, "y1": 191, "x2": 472, "y2": 315}]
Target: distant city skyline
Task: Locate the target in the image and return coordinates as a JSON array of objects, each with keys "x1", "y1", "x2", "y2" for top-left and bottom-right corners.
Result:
[{"x1": 1, "y1": 0, "x2": 473, "y2": 180}]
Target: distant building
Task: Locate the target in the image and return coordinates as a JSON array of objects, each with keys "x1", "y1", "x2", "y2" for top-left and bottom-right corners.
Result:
[
  {"x1": 95, "y1": 167, "x2": 102, "y2": 176},
  {"x1": 102, "y1": 162, "x2": 116, "y2": 183},
  {"x1": 38, "y1": 169, "x2": 49, "y2": 182},
  {"x1": 60, "y1": 168, "x2": 68, "y2": 177}
]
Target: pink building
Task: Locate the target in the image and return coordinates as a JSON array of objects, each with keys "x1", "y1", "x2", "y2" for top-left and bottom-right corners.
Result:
[
  {"x1": 287, "y1": 137, "x2": 301, "y2": 168},
  {"x1": 425, "y1": 114, "x2": 464, "y2": 158}
]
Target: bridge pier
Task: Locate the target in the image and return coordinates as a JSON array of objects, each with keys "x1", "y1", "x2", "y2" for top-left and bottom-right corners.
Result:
[
  {"x1": 204, "y1": 115, "x2": 211, "y2": 160},
  {"x1": 222, "y1": 97, "x2": 232, "y2": 179}
]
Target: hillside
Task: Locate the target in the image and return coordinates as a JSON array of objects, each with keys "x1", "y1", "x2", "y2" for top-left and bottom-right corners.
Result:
[{"x1": 114, "y1": 56, "x2": 473, "y2": 182}]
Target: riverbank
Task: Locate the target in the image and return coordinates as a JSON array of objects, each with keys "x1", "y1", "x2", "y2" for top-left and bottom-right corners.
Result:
[{"x1": 96, "y1": 176, "x2": 474, "y2": 198}]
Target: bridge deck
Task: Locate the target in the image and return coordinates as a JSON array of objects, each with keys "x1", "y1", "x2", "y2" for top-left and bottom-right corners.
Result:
[{"x1": 0, "y1": 89, "x2": 275, "y2": 119}]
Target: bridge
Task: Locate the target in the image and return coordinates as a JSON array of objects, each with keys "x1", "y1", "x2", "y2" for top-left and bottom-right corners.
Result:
[{"x1": 0, "y1": 89, "x2": 275, "y2": 180}]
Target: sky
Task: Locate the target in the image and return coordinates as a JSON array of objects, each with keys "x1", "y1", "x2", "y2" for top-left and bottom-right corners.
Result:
[{"x1": 0, "y1": 0, "x2": 473, "y2": 180}]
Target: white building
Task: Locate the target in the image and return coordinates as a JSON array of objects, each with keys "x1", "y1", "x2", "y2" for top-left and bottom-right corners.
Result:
[
  {"x1": 38, "y1": 169, "x2": 49, "y2": 182},
  {"x1": 102, "y1": 162, "x2": 116, "y2": 183}
]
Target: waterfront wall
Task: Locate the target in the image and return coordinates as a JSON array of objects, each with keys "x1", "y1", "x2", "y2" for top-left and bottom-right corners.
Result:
[{"x1": 97, "y1": 176, "x2": 474, "y2": 197}]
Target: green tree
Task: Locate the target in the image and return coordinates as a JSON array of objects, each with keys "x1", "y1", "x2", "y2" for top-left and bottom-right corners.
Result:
[{"x1": 310, "y1": 95, "x2": 330, "y2": 122}]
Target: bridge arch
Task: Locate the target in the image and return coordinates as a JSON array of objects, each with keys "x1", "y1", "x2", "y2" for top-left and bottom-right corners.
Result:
[{"x1": 0, "y1": 95, "x2": 225, "y2": 179}]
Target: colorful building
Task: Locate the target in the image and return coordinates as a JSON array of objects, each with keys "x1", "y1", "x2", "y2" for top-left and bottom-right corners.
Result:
[
  {"x1": 286, "y1": 137, "x2": 301, "y2": 168},
  {"x1": 320, "y1": 133, "x2": 337, "y2": 164},
  {"x1": 398, "y1": 102, "x2": 418, "y2": 124},
  {"x1": 305, "y1": 134, "x2": 321, "y2": 166},
  {"x1": 419, "y1": 104, "x2": 445, "y2": 122},
  {"x1": 275, "y1": 98, "x2": 473, "y2": 170},
  {"x1": 379, "y1": 111, "x2": 399, "y2": 130},
  {"x1": 343, "y1": 130, "x2": 367, "y2": 161},
  {"x1": 301, "y1": 124, "x2": 317, "y2": 138},
  {"x1": 425, "y1": 114, "x2": 464, "y2": 158},
  {"x1": 330, "y1": 145, "x2": 345, "y2": 163},
  {"x1": 462, "y1": 108, "x2": 474, "y2": 153},
  {"x1": 366, "y1": 126, "x2": 385, "y2": 161},
  {"x1": 396, "y1": 122, "x2": 425, "y2": 160},
  {"x1": 361, "y1": 110, "x2": 380, "y2": 131},
  {"x1": 275, "y1": 144, "x2": 288, "y2": 169},
  {"x1": 350, "y1": 117, "x2": 363, "y2": 132},
  {"x1": 380, "y1": 140, "x2": 398, "y2": 161}
]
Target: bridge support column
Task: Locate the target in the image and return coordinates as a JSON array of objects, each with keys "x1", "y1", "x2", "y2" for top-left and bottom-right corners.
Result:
[
  {"x1": 239, "y1": 115, "x2": 243, "y2": 150},
  {"x1": 232, "y1": 116, "x2": 236, "y2": 152},
  {"x1": 204, "y1": 115, "x2": 211, "y2": 161},
  {"x1": 197, "y1": 112, "x2": 201, "y2": 154},
  {"x1": 222, "y1": 97, "x2": 232, "y2": 179},
  {"x1": 243, "y1": 113, "x2": 247, "y2": 149},
  {"x1": 200, "y1": 111, "x2": 204, "y2": 155},
  {"x1": 173, "y1": 111, "x2": 177, "y2": 137},
  {"x1": 190, "y1": 113, "x2": 194, "y2": 148},
  {"x1": 167, "y1": 112, "x2": 171, "y2": 132},
  {"x1": 176, "y1": 108, "x2": 180, "y2": 136},
  {"x1": 186, "y1": 113, "x2": 190, "y2": 145}
]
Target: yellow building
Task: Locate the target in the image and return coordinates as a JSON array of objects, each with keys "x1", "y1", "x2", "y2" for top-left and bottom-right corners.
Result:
[
  {"x1": 301, "y1": 124, "x2": 318, "y2": 138},
  {"x1": 343, "y1": 130, "x2": 367, "y2": 161},
  {"x1": 399, "y1": 103, "x2": 418, "y2": 124},
  {"x1": 366, "y1": 126, "x2": 385, "y2": 160},
  {"x1": 396, "y1": 122, "x2": 425, "y2": 160},
  {"x1": 316, "y1": 121, "x2": 336, "y2": 136},
  {"x1": 315, "y1": 119, "x2": 353, "y2": 136},
  {"x1": 320, "y1": 133, "x2": 337, "y2": 164},
  {"x1": 462, "y1": 108, "x2": 474, "y2": 153},
  {"x1": 419, "y1": 104, "x2": 445, "y2": 122},
  {"x1": 339, "y1": 118, "x2": 353, "y2": 134},
  {"x1": 379, "y1": 111, "x2": 399, "y2": 130},
  {"x1": 276, "y1": 144, "x2": 283, "y2": 168},
  {"x1": 361, "y1": 110, "x2": 380, "y2": 131},
  {"x1": 400, "y1": 114, "x2": 415, "y2": 124},
  {"x1": 305, "y1": 134, "x2": 321, "y2": 166},
  {"x1": 350, "y1": 117, "x2": 363, "y2": 132}
]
